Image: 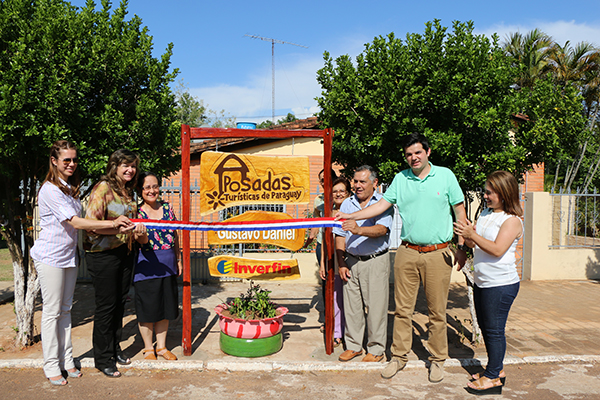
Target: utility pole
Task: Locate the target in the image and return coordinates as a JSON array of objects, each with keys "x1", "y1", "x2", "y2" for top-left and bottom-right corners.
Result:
[{"x1": 244, "y1": 34, "x2": 308, "y2": 123}]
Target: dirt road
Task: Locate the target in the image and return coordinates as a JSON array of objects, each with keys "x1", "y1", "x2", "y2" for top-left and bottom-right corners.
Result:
[{"x1": 2, "y1": 361, "x2": 599, "y2": 399}]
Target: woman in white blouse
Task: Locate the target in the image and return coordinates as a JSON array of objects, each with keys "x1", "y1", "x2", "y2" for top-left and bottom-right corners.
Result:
[
  {"x1": 31, "y1": 141, "x2": 133, "y2": 386},
  {"x1": 454, "y1": 171, "x2": 523, "y2": 395}
]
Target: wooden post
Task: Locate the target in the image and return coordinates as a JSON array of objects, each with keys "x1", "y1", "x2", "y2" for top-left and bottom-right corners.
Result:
[
  {"x1": 323, "y1": 128, "x2": 335, "y2": 355},
  {"x1": 181, "y1": 124, "x2": 192, "y2": 356}
]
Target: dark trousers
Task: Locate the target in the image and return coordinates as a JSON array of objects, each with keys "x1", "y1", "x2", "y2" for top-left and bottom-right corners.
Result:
[
  {"x1": 474, "y1": 281, "x2": 520, "y2": 379},
  {"x1": 86, "y1": 244, "x2": 134, "y2": 370}
]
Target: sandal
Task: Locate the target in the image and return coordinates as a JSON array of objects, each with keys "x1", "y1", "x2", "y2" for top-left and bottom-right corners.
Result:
[
  {"x1": 66, "y1": 368, "x2": 83, "y2": 378},
  {"x1": 143, "y1": 348, "x2": 157, "y2": 360},
  {"x1": 333, "y1": 338, "x2": 343, "y2": 348},
  {"x1": 471, "y1": 370, "x2": 506, "y2": 385},
  {"x1": 100, "y1": 366, "x2": 121, "y2": 378},
  {"x1": 48, "y1": 376, "x2": 68, "y2": 386},
  {"x1": 156, "y1": 347, "x2": 177, "y2": 361},
  {"x1": 116, "y1": 353, "x2": 132, "y2": 365},
  {"x1": 466, "y1": 376, "x2": 503, "y2": 395}
]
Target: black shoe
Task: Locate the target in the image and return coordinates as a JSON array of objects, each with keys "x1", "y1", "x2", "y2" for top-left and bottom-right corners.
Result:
[
  {"x1": 116, "y1": 354, "x2": 131, "y2": 365},
  {"x1": 99, "y1": 366, "x2": 121, "y2": 378}
]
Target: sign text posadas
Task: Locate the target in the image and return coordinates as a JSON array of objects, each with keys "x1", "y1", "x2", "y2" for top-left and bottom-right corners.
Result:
[
  {"x1": 200, "y1": 151, "x2": 309, "y2": 215},
  {"x1": 208, "y1": 255, "x2": 300, "y2": 280},
  {"x1": 207, "y1": 211, "x2": 305, "y2": 251}
]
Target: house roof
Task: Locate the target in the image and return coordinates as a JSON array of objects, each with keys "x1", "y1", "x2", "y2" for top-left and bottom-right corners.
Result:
[{"x1": 189, "y1": 116, "x2": 321, "y2": 155}]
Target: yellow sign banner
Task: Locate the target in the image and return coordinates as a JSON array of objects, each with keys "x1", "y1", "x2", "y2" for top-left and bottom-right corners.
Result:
[
  {"x1": 200, "y1": 151, "x2": 310, "y2": 215},
  {"x1": 208, "y1": 255, "x2": 300, "y2": 280},
  {"x1": 207, "y1": 211, "x2": 305, "y2": 251}
]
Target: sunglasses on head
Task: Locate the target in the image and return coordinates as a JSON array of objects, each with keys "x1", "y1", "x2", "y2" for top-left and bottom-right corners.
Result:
[{"x1": 60, "y1": 157, "x2": 79, "y2": 166}]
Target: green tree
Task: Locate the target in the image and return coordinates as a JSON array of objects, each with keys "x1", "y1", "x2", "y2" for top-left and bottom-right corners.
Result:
[
  {"x1": 174, "y1": 79, "x2": 208, "y2": 127},
  {"x1": 316, "y1": 20, "x2": 585, "y2": 194},
  {"x1": 503, "y1": 29, "x2": 553, "y2": 89},
  {"x1": 546, "y1": 41, "x2": 600, "y2": 191},
  {"x1": 504, "y1": 30, "x2": 600, "y2": 192},
  {"x1": 207, "y1": 108, "x2": 236, "y2": 128},
  {"x1": 257, "y1": 112, "x2": 297, "y2": 129},
  {"x1": 0, "y1": 0, "x2": 180, "y2": 346},
  {"x1": 174, "y1": 79, "x2": 236, "y2": 128}
]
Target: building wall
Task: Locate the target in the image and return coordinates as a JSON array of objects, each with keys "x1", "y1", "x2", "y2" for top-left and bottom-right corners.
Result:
[{"x1": 522, "y1": 191, "x2": 600, "y2": 280}]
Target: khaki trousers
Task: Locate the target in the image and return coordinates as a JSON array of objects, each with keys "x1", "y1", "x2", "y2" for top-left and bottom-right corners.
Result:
[
  {"x1": 391, "y1": 245, "x2": 454, "y2": 363},
  {"x1": 35, "y1": 261, "x2": 78, "y2": 378},
  {"x1": 342, "y1": 252, "x2": 390, "y2": 356}
]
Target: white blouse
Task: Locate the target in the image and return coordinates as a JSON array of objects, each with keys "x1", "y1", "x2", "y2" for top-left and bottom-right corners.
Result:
[
  {"x1": 31, "y1": 181, "x2": 82, "y2": 268},
  {"x1": 473, "y1": 208, "x2": 522, "y2": 288}
]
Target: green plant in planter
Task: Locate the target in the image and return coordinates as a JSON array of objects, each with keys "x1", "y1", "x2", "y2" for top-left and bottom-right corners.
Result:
[{"x1": 227, "y1": 281, "x2": 278, "y2": 320}]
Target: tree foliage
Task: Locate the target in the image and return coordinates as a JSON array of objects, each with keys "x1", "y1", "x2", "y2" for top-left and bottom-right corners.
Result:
[
  {"x1": 502, "y1": 30, "x2": 600, "y2": 191},
  {"x1": 174, "y1": 79, "x2": 236, "y2": 128},
  {"x1": 256, "y1": 113, "x2": 297, "y2": 129},
  {"x1": 316, "y1": 20, "x2": 586, "y2": 193},
  {"x1": 0, "y1": 0, "x2": 180, "y2": 346},
  {"x1": 174, "y1": 79, "x2": 207, "y2": 127}
]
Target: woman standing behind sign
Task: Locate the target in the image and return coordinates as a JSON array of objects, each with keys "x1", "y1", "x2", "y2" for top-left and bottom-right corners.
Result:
[
  {"x1": 85, "y1": 149, "x2": 139, "y2": 378},
  {"x1": 133, "y1": 172, "x2": 181, "y2": 361},
  {"x1": 453, "y1": 171, "x2": 523, "y2": 395},
  {"x1": 304, "y1": 168, "x2": 337, "y2": 332},
  {"x1": 319, "y1": 176, "x2": 352, "y2": 347}
]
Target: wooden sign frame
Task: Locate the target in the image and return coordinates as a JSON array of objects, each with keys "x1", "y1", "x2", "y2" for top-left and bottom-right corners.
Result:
[{"x1": 180, "y1": 125, "x2": 336, "y2": 355}]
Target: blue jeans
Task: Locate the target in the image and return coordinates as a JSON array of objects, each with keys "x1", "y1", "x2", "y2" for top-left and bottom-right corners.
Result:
[{"x1": 474, "y1": 281, "x2": 519, "y2": 379}]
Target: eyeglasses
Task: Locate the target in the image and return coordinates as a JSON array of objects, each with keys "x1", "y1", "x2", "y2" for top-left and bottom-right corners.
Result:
[
  {"x1": 143, "y1": 185, "x2": 160, "y2": 191},
  {"x1": 333, "y1": 190, "x2": 348, "y2": 195},
  {"x1": 60, "y1": 157, "x2": 79, "y2": 166}
]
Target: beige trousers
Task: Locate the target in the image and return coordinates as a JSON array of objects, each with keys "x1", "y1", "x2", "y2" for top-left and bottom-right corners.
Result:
[
  {"x1": 342, "y1": 253, "x2": 390, "y2": 356},
  {"x1": 391, "y1": 245, "x2": 454, "y2": 363},
  {"x1": 35, "y1": 261, "x2": 78, "y2": 378}
]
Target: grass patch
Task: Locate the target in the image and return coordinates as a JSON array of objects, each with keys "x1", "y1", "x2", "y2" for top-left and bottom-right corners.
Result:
[{"x1": 0, "y1": 248, "x2": 14, "y2": 281}]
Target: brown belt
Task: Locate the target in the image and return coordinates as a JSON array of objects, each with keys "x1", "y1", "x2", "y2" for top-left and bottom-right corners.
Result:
[{"x1": 403, "y1": 241, "x2": 449, "y2": 253}]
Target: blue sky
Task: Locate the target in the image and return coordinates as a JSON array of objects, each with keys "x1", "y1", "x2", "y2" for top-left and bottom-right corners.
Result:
[{"x1": 69, "y1": 0, "x2": 600, "y2": 125}]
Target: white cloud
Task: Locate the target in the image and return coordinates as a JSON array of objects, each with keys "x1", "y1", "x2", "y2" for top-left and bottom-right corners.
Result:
[
  {"x1": 477, "y1": 20, "x2": 600, "y2": 47},
  {"x1": 189, "y1": 54, "x2": 324, "y2": 122},
  {"x1": 187, "y1": 35, "x2": 371, "y2": 124}
]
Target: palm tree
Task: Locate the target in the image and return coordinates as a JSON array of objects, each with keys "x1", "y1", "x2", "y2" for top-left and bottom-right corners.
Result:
[
  {"x1": 545, "y1": 41, "x2": 600, "y2": 192},
  {"x1": 548, "y1": 41, "x2": 600, "y2": 92},
  {"x1": 503, "y1": 29, "x2": 554, "y2": 89}
]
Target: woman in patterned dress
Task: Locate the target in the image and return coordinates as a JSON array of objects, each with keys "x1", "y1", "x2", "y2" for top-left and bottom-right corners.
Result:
[
  {"x1": 84, "y1": 149, "x2": 140, "y2": 377},
  {"x1": 133, "y1": 171, "x2": 181, "y2": 361}
]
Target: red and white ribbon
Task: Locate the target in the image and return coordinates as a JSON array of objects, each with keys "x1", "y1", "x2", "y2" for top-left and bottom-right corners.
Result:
[{"x1": 131, "y1": 217, "x2": 344, "y2": 231}]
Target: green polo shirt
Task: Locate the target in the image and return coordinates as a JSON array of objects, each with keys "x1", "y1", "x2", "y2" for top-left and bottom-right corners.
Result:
[{"x1": 382, "y1": 163, "x2": 464, "y2": 245}]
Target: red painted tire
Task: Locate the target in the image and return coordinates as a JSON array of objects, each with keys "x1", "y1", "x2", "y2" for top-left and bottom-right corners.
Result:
[
  {"x1": 215, "y1": 305, "x2": 288, "y2": 339},
  {"x1": 219, "y1": 331, "x2": 283, "y2": 358}
]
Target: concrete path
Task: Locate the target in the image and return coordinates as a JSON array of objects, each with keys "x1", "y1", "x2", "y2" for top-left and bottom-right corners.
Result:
[{"x1": 0, "y1": 279, "x2": 599, "y2": 373}]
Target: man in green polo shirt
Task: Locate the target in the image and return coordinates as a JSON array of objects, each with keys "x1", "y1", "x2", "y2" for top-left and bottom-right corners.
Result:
[{"x1": 335, "y1": 133, "x2": 467, "y2": 383}]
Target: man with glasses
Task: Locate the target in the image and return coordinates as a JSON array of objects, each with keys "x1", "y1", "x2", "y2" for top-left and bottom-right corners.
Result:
[{"x1": 334, "y1": 165, "x2": 393, "y2": 363}]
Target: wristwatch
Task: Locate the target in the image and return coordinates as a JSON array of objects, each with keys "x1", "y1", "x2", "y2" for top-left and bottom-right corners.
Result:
[{"x1": 457, "y1": 244, "x2": 468, "y2": 252}]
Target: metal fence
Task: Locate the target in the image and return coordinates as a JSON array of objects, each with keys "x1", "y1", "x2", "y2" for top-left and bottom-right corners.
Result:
[{"x1": 550, "y1": 188, "x2": 600, "y2": 248}]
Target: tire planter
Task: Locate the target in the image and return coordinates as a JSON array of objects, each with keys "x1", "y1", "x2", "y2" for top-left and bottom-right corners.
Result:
[
  {"x1": 214, "y1": 305, "x2": 289, "y2": 339},
  {"x1": 219, "y1": 331, "x2": 283, "y2": 357}
]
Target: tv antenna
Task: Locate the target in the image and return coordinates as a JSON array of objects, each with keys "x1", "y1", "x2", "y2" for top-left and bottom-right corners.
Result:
[{"x1": 244, "y1": 34, "x2": 308, "y2": 123}]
